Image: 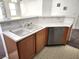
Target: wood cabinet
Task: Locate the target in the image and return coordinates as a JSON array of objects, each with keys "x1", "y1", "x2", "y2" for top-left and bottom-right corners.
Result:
[
  {"x1": 4, "y1": 35, "x2": 19, "y2": 59},
  {"x1": 62, "y1": 27, "x2": 69, "y2": 44},
  {"x1": 17, "y1": 35, "x2": 35, "y2": 59},
  {"x1": 4, "y1": 34, "x2": 35, "y2": 59},
  {"x1": 35, "y1": 28, "x2": 48, "y2": 53},
  {"x1": 48, "y1": 27, "x2": 69, "y2": 45},
  {"x1": 65, "y1": 25, "x2": 73, "y2": 44}
]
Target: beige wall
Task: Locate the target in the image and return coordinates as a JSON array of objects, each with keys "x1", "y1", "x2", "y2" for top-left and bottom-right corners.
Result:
[
  {"x1": 51, "y1": 0, "x2": 79, "y2": 17},
  {"x1": 20, "y1": 0, "x2": 42, "y2": 17},
  {"x1": 42, "y1": 0, "x2": 52, "y2": 16}
]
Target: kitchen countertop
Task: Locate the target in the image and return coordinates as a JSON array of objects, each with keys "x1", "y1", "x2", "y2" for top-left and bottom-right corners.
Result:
[
  {"x1": 3, "y1": 26, "x2": 45, "y2": 42},
  {"x1": 3, "y1": 17, "x2": 74, "y2": 42}
]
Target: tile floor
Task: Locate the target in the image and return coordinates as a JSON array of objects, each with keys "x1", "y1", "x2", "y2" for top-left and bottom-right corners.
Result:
[{"x1": 34, "y1": 45, "x2": 79, "y2": 59}]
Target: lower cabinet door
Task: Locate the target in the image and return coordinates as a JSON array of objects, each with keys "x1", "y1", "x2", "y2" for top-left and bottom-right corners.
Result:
[
  {"x1": 36, "y1": 28, "x2": 48, "y2": 53},
  {"x1": 17, "y1": 35, "x2": 35, "y2": 59}
]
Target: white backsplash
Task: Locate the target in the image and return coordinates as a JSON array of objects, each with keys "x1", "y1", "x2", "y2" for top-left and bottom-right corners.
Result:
[
  {"x1": 37, "y1": 17, "x2": 65, "y2": 24},
  {"x1": 1, "y1": 16, "x2": 65, "y2": 31}
]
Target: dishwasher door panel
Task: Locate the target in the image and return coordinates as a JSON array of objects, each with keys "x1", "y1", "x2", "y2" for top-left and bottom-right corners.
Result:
[{"x1": 48, "y1": 27, "x2": 65, "y2": 45}]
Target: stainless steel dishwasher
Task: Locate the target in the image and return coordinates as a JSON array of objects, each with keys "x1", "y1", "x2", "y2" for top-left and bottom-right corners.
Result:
[{"x1": 48, "y1": 27, "x2": 65, "y2": 45}]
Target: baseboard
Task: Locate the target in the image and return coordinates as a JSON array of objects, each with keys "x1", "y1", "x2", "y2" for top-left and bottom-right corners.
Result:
[{"x1": 46, "y1": 44, "x2": 66, "y2": 46}]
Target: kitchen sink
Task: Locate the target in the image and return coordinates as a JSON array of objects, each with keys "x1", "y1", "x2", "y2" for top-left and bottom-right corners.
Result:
[
  {"x1": 9, "y1": 28, "x2": 30, "y2": 36},
  {"x1": 9, "y1": 24, "x2": 42, "y2": 36}
]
